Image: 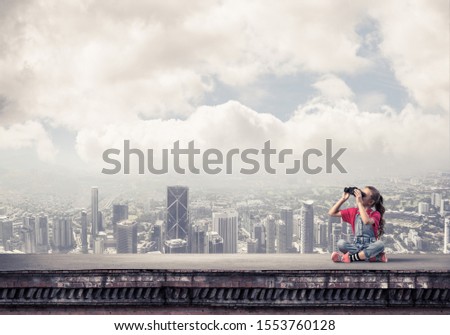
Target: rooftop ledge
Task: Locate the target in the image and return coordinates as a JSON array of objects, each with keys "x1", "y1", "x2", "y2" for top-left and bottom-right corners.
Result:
[{"x1": 0, "y1": 254, "x2": 449, "y2": 314}]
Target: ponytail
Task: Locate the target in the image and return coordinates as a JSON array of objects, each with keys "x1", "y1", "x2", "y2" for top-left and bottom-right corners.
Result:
[{"x1": 366, "y1": 186, "x2": 385, "y2": 238}]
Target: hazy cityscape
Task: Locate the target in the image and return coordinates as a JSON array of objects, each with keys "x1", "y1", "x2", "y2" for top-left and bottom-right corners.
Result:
[{"x1": 1, "y1": 171, "x2": 450, "y2": 258}]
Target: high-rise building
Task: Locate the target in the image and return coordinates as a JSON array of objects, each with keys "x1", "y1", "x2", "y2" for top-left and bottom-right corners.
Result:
[
  {"x1": 276, "y1": 220, "x2": 287, "y2": 253},
  {"x1": 280, "y1": 207, "x2": 293, "y2": 251},
  {"x1": 331, "y1": 226, "x2": 342, "y2": 252},
  {"x1": 112, "y1": 204, "x2": 129, "y2": 235},
  {"x1": 190, "y1": 223, "x2": 207, "y2": 253},
  {"x1": 116, "y1": 220, "x2": 138, "y2": 254},
  {"x1": 432, "y1": 193, "x2": 442, "y2": 207},
  {"x1": 97, "y1": 211, "x2": 104, "y2": 232},
  {"x1": 418, "y1": 202, "x2": 429, "y2": 215},
  {"x1": 21, "y1": 216, "x2": 36, "y2": 254},
  {"x1": 444, "y1": 218, "x2": 449, "y2": 254},
  {"x1": 441, "y1": 199, "x2": 450, "y2": 217},
  {"x1": 91, "y1": 187, "x2": 99, "y2": 237},
  {"x1": 150, "y1": 221, "x2": 163, "y2": 252},
  {"x1": 212, "y1": 210, "x2": 238, "y2": 253},
  {"x1": 247, "y1": 238, "x2": 257, "y2": 253},
  {"x1": 253, "y1": 223, "x2": 265, "y2": 253},
  {"x1": 265, "y1": 215, "x2": 276, "y2": 254},
  {"x1": 94, "y1": 236, "x2": 105, "y2": 254},
  {"x1": 36, "y1": 214, "x2": 49, "y2": 253},
  {"x1": 328, "y1": 216, "x2": 340, "y2": 252},
  {"x1": 300, "y1": 200, "x2": 314, "y2": 254},
  {"x1": 53, "y1": 216, "x2": 74, "y2": 251},
  {"x1": 166, "y1": 186, "x2": 189, "y2": 240},
  {"x1": 0, "y1": 218, "x2": 13, "y2": 248},
  {"x1": 81, "y1": 210, "x2": 88, "y2": 253},
  {"x1": 206, "y1": 231, "x2": 223, "y2": 254},
  {"x1": 315, "y1": 222, "x2": 328, "y2": 248}
]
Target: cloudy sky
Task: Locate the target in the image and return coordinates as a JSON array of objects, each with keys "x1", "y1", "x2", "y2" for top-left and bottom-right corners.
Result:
[{"x1": 0, "y1": 0, "x2": 448, "y2": 183}]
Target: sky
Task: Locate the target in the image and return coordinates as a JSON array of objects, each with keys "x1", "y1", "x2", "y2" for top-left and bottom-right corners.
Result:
[{"x1": 0, "y1": 0, "x2": 449, "y2": 187}]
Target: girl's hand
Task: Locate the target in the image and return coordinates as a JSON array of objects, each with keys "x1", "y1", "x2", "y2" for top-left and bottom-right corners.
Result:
[
  {"x1": 341, "y1": 192, "x2": 350, "y2": 201},
  {"x1": 354, "y1": 189, "x2": 363, "y2": 205}
]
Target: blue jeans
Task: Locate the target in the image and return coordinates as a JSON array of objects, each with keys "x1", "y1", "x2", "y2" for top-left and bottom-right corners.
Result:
[{"x1": 337, "y1": 239, "x2": 385, "y2": 261}]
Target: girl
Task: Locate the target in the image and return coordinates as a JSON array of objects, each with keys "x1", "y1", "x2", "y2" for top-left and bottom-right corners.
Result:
[{"x1": 328, "y1": 186, "x2": 387, "y2": 263}]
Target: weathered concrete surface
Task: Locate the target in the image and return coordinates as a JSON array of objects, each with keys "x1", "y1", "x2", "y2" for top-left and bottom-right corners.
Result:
[{"x1": 0, "y1": 254, "x2": 448, "y2": 314}]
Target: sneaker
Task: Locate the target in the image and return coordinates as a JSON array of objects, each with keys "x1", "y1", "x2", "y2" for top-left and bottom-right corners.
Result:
[
  {"x1": 379, "y1": 252, "x2": 388, "y2": 263},
  {"x1": 342, "y1": 252, "x2": 351, "y2": 263},
  {"x1": 369, "y1": 252, "x2": 388, "y2": 262},
  {"x1": 331, "y1": 251, "x2": 343, "y2": 262}
]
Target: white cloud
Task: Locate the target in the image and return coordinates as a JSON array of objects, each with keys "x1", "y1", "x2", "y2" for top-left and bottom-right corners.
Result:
[
  {"x1": 312, "y1": 75, "x2": 354, "y2": 99},
  {"x1": 0, "y1": 121, "x2": 57, "y2": 162},
  {"x1": 369, "y1": 0, "x2": 449, "y2": 111}
]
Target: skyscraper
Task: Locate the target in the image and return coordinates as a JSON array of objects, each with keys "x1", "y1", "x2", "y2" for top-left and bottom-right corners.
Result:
[
  {"x1": 150, "y1": 221, "x2": 163, "y2": 252},
  {"x1": 444, "y1": 218, "x2": 449, "y2": 254},
  {"x1": 247, "y1": 238, "x2": 257, "y2": 253},
  {"x1": 265, "y1": 215, "x2": 276, "y2": 254},
  {"x1": 328, "y1": 216, "x2": 340, "y2": 252},
  {"x1": 213, "y1": 210, "x2": 238, "y2": 253},
  {"x1": 280, "y1": 207, "x2": 293, "y2": 251},
  {"x1": 112, "y1": 204, "x2": 129, "y2": 235},
  {"x1": 300, "y1": 200, "x2": 314, "y2": 254},
  {"x1": 253, "y1": 223, "x2": 266, "y2": 253},
  {"x1": 0, "y1": 218, "x2": 13, "y2": 248},
  {"x1": 81, "y1": 210, "x2": 88, "y2": 253},
  {"x1": 276, "y1": 220, "x2": 287, "y2": 253},
  {"x1": 36, "y1": 214, "x2": 49, "y2": 253},
  {"x1": 21, "y1": 216, "x2": 36, "y2": 254},
  {"x1": 166, "y1": 186, "x2": 189, "y2": 240},
  {"x1": 189, "y1": 223, "x2": 207, "y2": 253},
  {"x1": 53, "y1": 216, "x2": 74, "y2": 251},
  {"x1": 91, "y1": 187, "x2": 99, "y2": 237},
  {"x1": 206, "y1": 231, "x2": 224, "y2": 254},
  {"x1": 116, "y1": 220, "x2": 138, "y2": 253}
]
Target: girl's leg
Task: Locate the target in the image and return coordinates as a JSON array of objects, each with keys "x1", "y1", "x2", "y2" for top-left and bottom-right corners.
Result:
[
  {"x1": 359, "y1": 241, "x2": 385, "y2": 261},
  {"x1": 337, "y1": 239, "x2": 359, "y2": 254}
]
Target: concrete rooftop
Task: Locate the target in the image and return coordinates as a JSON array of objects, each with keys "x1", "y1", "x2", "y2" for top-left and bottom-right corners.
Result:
[{"x1": 0, "y1": 254, "x2": 449, "y2": 272}]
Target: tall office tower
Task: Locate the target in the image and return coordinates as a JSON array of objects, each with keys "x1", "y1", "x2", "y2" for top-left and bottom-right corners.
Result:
[
  {"x1": 300, "y1": 201, "x2": 314, "y2": 254},
  {"x1": 94, "y1": 237, "x2": 105, "y2": 254},
  {"x1": 432, "y1": 193, "x2": 442, "y2": 207},
  {"x1": 190, "y1": 223, "x2": 207, "y2": 253},
  {"x1": 418, "y1": 202, "x2": 429, "y2": 215},
  {"x1": 97, "y1": 211, "x2": 104, "y2": 232},
  {"x1": 116, "y1": 220, "x2": 138, "y2": 254},
  {"x1": 0, "y1": 219, "x2": 13, "y2": 248},
  {"x1": 253, "y1": 223, "x2": 266, "y2": 253},
  {"x1": 331, "y1": 226, "x2": 342, "y2": 252},
  {"x1": 441, "y1": 199, "x2": 450, "y2": 217},
  {"x1": 21, "y1": 226, "x2": 36, "y2": 253},
  {"x1": 280, "y1": 207, "x2": 293, "y2": 251},
  {"x1": 341, "y1": 221, "x2": 350, "y2": 241},
  {"x1": 53, "y1": 216, "x2": 74, "y2": 251},
  {"x1": 81, "y1": 210, "x2": 88, "y2": 253},
  {"x1": 247, "y1": 238, "x2": 257, "y2": 253},
  {"x1": 206, "y1": 231, "x2": 224, "y2": 254},
  {"x1": 164, "y1": 239, "x2": 188, "y2": 254},
  {"x1": 112, "y1": 204, "x2": 129, "y2": 235},
  {"x1": 150, "y1": 221, "x2": 163, "y2": 252},
  {"x1": 265, "y1": 215, "x2": 276, "y2": 254},
  {"x1": 166, "y1": 186, "x2": 189, "y2": 240},
  {"x1": 328, "y1": 216, "x2": 341, "y2": 252},
  {"x1": 276, "y1": 220, "x2": 287, "y2": 253},
  {"x1": 444, "y1": 218, "x2": 449, "y2": 254},
  {"x1": 91, "y1": 187, "x2": 99, "y2": 237},
  {"x1": 36, "y1": 214, "x2": 49, "y2": 253},
  {"x1": 212, "y1": 210, "x2": 238, "y2": 253},
  {"x1": 316, "y1": 222, "x2": 328, "y2": 248}
]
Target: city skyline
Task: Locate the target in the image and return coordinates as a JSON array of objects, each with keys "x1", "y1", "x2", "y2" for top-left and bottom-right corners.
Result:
[{"x1": 1, "y1": 171, "x2": 449, "y2": 257}]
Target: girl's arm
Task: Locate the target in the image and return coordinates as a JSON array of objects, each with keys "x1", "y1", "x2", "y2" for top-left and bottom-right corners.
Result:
[
  {"x1": 355, "y1": 189, "x2": 375, "y2": 225},
  {"x1": 328, "y1": 192, "x2": 350, "y2": 217}
]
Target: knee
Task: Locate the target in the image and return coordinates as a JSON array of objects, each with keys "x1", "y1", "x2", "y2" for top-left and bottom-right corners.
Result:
[
  {"x1": 373, "y1": 240, "x2": 385, "y2": 251},
  {"x1": 337, "y1": 239, "x2": 347, "y2": 250}
]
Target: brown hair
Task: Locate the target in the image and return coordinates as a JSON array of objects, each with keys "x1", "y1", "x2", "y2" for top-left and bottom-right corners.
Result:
[{"x1": 366, "y1": 186, "x2": 385, "y2": 238}]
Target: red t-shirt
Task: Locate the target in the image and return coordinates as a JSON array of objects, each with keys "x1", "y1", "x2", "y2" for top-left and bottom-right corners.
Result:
[{"x1": 339, "y1": 207, "x2": 380, "y2": 237}]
